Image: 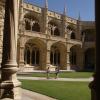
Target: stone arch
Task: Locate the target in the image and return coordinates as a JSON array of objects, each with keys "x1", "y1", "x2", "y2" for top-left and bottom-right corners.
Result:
[
  {"x1": 67, "y1": 24, "x2": 75, "y2": 31},
  {"x1": 32, "y1": 22, "x2": 40, "y2": 32},
  {"x1": 24, "y1": 38, "x2": 46, "y2": 70},
  {"x1": 81, "y1": 29, "x2": 95, "y2": 42},
  {"x1": 48, "y1": 20, "x2": 60, "y2": 36},
  {"x1": 24, "y1": 13, "x2": 41, "y2": 32},
  {"x1": 71, "y1": 32, "x2": 76, "y2": 39},
  {"x1": 70, "y1": 45, "x2": 83, "y2": 70},
  {"x1": 84, "y1": 48, "x2": 95, "y2": 71},
  {"x1": 25, "y1": 20, "x2": 31, "y2": 30},
  {"x1": 50, "y1": 42, "x2": 66, "y2": 69}
]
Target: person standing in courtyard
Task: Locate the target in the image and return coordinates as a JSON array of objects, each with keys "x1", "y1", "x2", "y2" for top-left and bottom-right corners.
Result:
[
  {"x1": 46, "y1": 66, "x2": 50, "y2": 79},
  {"x1": 55, "y1": 66, "x2": 60, "y2": 79}
]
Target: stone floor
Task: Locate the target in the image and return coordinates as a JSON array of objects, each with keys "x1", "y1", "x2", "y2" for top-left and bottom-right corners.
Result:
[
  {"x1": 18, "y1": 76, "x2": 93, "y2": 82},
  {"x1": 21, "y1": 89, "x2": 57, "y2": 100}
]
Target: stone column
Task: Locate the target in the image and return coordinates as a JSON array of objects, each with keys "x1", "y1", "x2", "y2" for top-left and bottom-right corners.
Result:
[
  {"x1": 52, "y1": 51, "x2": 55, "y2": 65},
  {"x1": 24, "y1": 49, "x2": 27, "y2": 65},
  {"x1": 56, "y1": 52, "x2": 58, "y2": 65},
  {"x1": 0, "y1": 25, "x2": 3, "y2": 67},
  {"x1": 67, "y1": 30, "x2": 72, "y2": 40},
  {"x1": 66, "y1": 46, "x2": 71, "y2": 71},
  {"x1": 19, "y1": 46, "x2": 24, "y2": 67},
  {"x1": 46, "y1": 49, "x2": 50, "y2": 68},
  {"x1": 66, "y1": 51, "x2": 71, "y2": 71},
  {"x1": 35, "y1": 50, "x2": 37, "y2": 65},
  {"x1": 30, "y1": 20, "x2": 33, "y2": 31},
  {"x1": 29, "y1": 48, "x2": 32, "y2": 65},
  {"x1": 0, "y1": 0, "x2": 21, "y2": 99},
  {"x1": 52, "y1": 26, "x2": 56, "y2": 36}
]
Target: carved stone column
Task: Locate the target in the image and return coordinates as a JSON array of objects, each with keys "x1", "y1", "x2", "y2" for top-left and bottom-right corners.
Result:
[
  {"x1": 0, "y1": 0, "x2": 21, "y2": 99},
  {"x1": 24, "y1": 49, "x2": 27, "y2": 65},
  {"x1": 66, "y1": 51, "x2": 71, "y2": 71},
  {"x1": 66, "y1": 46, "x2": 71, "y2": 71},
  {"x1": 19, "y1": 46, "x2": 24, "y2": 68},
  {"x1": 46, "y1": 49, "x2": 50, "y2": 68},
  {"x1": 67, "y1": 29, "x2": 72, "y2": 40},
  {"x1": 0, "y1": 25, "x2": 3, "y2": 67},
  {"x1": 30, "y1": 48, "x2": 32, "y2": 65},
  {"x1": 46, "y1": 41, "x2": 51, "y2": 69}
]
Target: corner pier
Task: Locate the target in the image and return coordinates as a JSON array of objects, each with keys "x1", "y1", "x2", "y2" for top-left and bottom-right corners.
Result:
[{"x1": 0, "y1": 0, "x2": 21, "y2": 99}]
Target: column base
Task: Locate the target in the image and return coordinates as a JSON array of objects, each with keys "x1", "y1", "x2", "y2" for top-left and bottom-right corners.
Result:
[
  {"x1": 46, "y1": 64, "x2": 56, "y2": 71},
  {"x1": 18, "y1": 62, "x2": 24, "y2": 72},
  {"x1": 67, "y1": 66, "x2": 71, "y2": 71},
  {"x1": 0, "y1": 80, "x2": 21, "y2": 100}
]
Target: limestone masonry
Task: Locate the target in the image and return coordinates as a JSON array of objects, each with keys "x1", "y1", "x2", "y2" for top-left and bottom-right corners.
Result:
[{"x1": 0, "y1": 0, "x2": 95, "y2": 72}]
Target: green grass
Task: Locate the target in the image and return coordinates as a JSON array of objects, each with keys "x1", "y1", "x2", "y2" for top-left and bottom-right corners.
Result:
[
  {"x1": 19, "y1": 72, "x2": 93, "y2": 78},
  {"x1": 20, "y1": 80, "x2": 91, "y2": 100}
]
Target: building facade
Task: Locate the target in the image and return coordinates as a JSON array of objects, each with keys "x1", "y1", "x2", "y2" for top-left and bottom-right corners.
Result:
[{"x1": 0, "y1": 0, "x2": 95, "y2": 72}]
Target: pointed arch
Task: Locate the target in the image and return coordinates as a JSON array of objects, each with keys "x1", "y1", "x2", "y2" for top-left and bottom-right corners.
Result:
[
  {"x1": 50, "y1": 42, "x2": 66, "y2": 69},
  {"x1": 71, "y1": 32, "x2": 76, "y2": 39},
  {"x1": 32, "y1": 22, "x2": 40, "y2": 32},
  {"x1": 48, "y1": 20, "x2": 60, "y2": 36},
  {"x1": 24, "y1": 38, "x2": 46, "y2": 70},
  {"x1": 24, "y1": 13, "x2": 41, "y2": 32}
]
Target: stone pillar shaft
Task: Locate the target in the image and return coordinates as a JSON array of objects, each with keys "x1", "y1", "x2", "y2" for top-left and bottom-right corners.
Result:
[
  {"x1": 19, "y1": 47, "x2": 24, "y2": 65},
  {"x1": 46, "y1": 49, "x2": 50, "y2": 68},
  {"x1": 0, "y1": 25, "x2": 3, "y2": 66},
  {"x1": 29, "y1": 49, "x2": 32, "y2": 65},
  {"x1": 66, "y1": 45, "x2": 71, "y2": 71},
  {"x1": 67, "y1": 51, "x2": 71, "y2": 70},
  {"x1": 0, "y1": 0, "x2": 21, "y2": 99},
  {"x1": 52, "y1": 52, "x2": 54, "y2": 65},
  {"x1": 35, "y1": 51, "x2": 37, "y2": 65},
  {"x1": 24, "y1": 49, "x2": 27, "y2": 64}
]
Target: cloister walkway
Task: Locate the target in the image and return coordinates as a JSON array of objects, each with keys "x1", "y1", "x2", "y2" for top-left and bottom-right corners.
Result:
[{"x1": 18, "y1": 76, "x2": 93, "y2": 82}]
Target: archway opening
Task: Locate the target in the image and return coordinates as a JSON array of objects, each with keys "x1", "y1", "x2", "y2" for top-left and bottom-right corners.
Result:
[
  {"x1": 32, "y1": 22, "x2": 40, "y2": 32},
  {"x1": 50, "y1": 48, "x2": 60, "y2": 66},
  {"x1": 24, "y1": 13, "x2": 41, "y2": 32},
  {"x1": 70, "y1": 45, "x2": 82, "y2": 71},
  {"x1": 24, "y1": 43, "x2": 40, "y2": 66},
  {"x1": 71, "y1": 32, "x2": 76, "y2": 39},
  {"x1": 50, "y1": 42, "x2": 66, "y2": 69},
  {"x1": 48, "y1": 21, "x2": 60, "y2": 36},
  {"x1": 24, "y1": 38, "x2": 46, "y2": 70},
  {"x1": 25, "y1": 21, "x2": 31, "y2": 30},
  {"x1": 85, "y1": 48, "x2": 95, "y2": 71}
]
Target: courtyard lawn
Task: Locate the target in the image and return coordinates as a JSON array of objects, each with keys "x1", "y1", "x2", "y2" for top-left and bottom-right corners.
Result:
[
  {"x1": 20, "y1": 80, "x2": 91, "y2": 100},
  {"x1": 18, "y1": 71, "x2": 93, "y2": 78}
]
